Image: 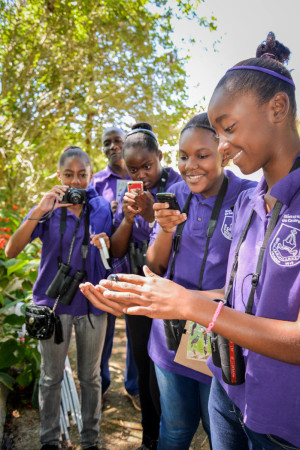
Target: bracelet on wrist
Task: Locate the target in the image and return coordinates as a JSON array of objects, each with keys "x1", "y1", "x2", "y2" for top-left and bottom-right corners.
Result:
[{"x1": 206, "y1": 300, "x2": 225, "y2": 333}]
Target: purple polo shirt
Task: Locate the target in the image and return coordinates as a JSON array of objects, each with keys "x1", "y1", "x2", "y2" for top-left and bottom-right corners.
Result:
[
  {"x1": 114, "y1": 167, "x2": 182, "y2": 247},
  {"x1": 89, "y1": 164, "x2": 130, "y2": 203},
  {"x1": 148, "y1": 170, "x2": 256, "y2": 384},
  {"x1": 207, "y1": 159, "x2": 300, "y2": 446},
  {"x1": 26, "y1": 188, "x2": 112, "y2": 316}
]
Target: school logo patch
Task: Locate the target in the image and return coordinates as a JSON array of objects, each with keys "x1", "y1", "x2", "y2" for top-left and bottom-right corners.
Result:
[
  {"x1": 221, "y1": 209, "x2": 233, "y2": 240},
  {"x1": 270, "y1": 223, "x2": 300, "y2": 267}
]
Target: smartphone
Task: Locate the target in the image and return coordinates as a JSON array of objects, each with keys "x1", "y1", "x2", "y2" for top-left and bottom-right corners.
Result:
[
  {"x1": 156, "y1": 192, "x2": 181, "y2": 211},
  {"x1": 127, "y1": 181, "x2": 143, "y2": 194}
]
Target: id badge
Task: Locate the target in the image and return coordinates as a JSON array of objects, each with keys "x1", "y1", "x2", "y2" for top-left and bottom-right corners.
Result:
[{"x1": 186, "y1": 321, "x2": 212, "y2": 361}]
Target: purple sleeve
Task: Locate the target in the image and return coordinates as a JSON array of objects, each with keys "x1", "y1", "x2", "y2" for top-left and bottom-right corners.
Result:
[
  {"x1": 22, "y1": 206, "x2": 44, "y2": 242},
  {"x1": 149, "y1": 221, "x2": 161, "y2": 246}
]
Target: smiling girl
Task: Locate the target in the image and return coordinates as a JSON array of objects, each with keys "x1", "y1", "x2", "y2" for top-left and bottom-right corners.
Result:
[
  {"x1": 145, "y1": 113, "x2": 255, "y2": 449},
  {"x1": 89, "y1": 33, "x2": 300, "y2": 450}
]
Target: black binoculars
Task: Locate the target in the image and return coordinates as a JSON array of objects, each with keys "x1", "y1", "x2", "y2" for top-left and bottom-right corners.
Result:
[
  {"x1": 210, "y1": 330, "x2": 245, "y2": 385},
  {"x1": 46, "y1": 262, "x2": 86, "y2": 305}
]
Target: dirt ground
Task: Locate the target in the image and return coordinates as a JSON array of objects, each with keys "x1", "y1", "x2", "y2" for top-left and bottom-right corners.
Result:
[{"x1": 2, "y1": 317, "x2": 209, "y2": 450}]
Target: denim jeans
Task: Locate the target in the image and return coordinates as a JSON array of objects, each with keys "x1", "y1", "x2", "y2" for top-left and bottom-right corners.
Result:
[
  {"x1": 209, "y1": 376, "x2": 299, "y2": 450},
  {"x1": 101, "y1": 313, "x2": 138, "y2": 396},
  {"x1": 39, "y1": 313, "x2": 107, "y2": 448},
  {"x1": 154, "y1": 364, "x2": 211, "y2": 450}
]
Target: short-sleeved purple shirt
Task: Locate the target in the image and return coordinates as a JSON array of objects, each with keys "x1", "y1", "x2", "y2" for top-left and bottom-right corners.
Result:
[
  {"x1": 114, "y1": 167, "x2": 182, "y2": 247},
  {"x1": 148, "y1": 170, "x2": 256, "y2": 384},
  {"x1": 89, "y1": 164, "x2": 130, "y2": 203},
  {"x1": 27, "y1": 188, "x2": 113, "y2": 316},
  {"x1": 207, "y1": 158, "x2": 300, "y2": 446}
]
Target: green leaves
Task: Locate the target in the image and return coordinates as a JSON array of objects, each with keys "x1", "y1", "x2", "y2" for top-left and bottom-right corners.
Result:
[
  {"x1": 0, "y1": 372, "x2": 15, "y2": 390},
  {"x1": 0, "y1": 210, "x2": 41, "y2": 394},
  {"x1": 0, "y1": 0, "x2": 217, "y2": 209},
  {"x1": 0, "y1": 339, "x2": 25, "y2": 370}
]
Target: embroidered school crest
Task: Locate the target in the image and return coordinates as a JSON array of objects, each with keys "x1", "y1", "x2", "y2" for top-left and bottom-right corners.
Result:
[
  {"x1": 221, "y1": 209, "x2": 233, "y2": 240},
  {"x1": 270, "y1": 223, "x2": 300, "y2": 267}
]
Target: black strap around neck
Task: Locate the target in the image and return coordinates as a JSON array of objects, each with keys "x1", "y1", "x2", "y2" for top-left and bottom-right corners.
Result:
[
  {"x1": 169, "y1": 175, "x2": 229, "y2": 287},
  {"x1": 58, "y1": 205, "x2": 90, "y2": 270},
  {"x1": 224, "y1": 155, "x2": 300, "y2": 313}
]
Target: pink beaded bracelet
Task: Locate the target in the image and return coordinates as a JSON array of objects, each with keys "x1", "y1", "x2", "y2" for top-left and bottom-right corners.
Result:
[{"x1": 206, "y1": 301, "x2": 224, "y2": 333}]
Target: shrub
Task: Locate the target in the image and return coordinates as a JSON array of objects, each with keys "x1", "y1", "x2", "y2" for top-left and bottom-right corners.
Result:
[{"x1": 0, "y1": 206, "x2": 41, "y2": 400}]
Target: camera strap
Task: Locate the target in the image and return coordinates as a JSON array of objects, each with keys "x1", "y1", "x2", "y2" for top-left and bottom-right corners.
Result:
[
  {"x1": 58, "y1": 205, "x2": 89, "y2": 270},
  {"x1": 224, "y1": 156, "x2": 300, "y2": 313},
  {"x1": 169, "y1": 175, "x2": 229, "y2": 288},
  {"x1": 164, "y1": 176, "x2": 229, "y2": 350}
]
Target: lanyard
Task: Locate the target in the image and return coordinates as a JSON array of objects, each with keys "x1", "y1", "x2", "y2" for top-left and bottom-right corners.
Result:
[
  {"x1": 169, "y1": 175, "x2": 229, "y2": 289},
  {"x1": 225, "y1": 156, "x2": 300, "y2": 313},
  {"x1": 157, "y1": 168, "x2": 169, "y2": 194},
  {"x1": 59, "y1": 205, "x2": 90, "y2": 271}
]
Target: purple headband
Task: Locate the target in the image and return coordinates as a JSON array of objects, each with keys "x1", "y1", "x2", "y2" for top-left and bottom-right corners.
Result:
[{"x1": 227, "y1": 65, "x2": 295, "y2": 88}]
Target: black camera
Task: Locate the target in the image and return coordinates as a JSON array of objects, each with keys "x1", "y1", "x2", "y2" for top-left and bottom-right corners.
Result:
[
  {"x1": 60, "y1": 188, "x2": 86, "y2": 204},
  {"x1": 46, "y1": 262, "x2": 86, "y2": 305}
]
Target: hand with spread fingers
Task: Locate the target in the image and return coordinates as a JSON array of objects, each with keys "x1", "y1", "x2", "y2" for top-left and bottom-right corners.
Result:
[
  {"x1": 98, "y1": 265, "x2": 194, "y2": 319},
  {"x1": 79, "y1": 282, "x2": 125, "y2": 316}
]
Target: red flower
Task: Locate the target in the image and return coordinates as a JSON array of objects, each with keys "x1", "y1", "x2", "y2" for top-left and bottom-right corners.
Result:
[
  {"x1": 4, "y1": 218, "x2": 9, "y2": 222},
  {"x1": 12, "y1": 205, "x2": 18, "y2": 210},
  {"x1": 0, "y1": 238, "x2": 7, "y2": 249}
]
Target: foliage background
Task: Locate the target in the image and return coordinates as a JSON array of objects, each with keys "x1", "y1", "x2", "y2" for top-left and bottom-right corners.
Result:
[
  {"x1": 0, "y1": 0, "x2": 216, "y2": 209},
  {"x1": 0, "y1": 0, "x2": 216, "y2": 391}
]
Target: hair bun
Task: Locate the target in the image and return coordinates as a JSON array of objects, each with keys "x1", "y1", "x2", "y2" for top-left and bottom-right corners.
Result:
[
  {"x1": 131, "y1": 122, "x2": 153, "y2": 131},
  {"x1": 256, "y1": 32, "x2": 290, "y2": 64}
]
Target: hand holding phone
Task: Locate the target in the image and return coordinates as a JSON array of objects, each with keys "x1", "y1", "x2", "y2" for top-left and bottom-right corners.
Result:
[
  {"x1": 156, "y1": 193, "x2": 181, "y2": 212},
  {"x1": 154, "y1": 192, "x2": 186, "y2": 233}
]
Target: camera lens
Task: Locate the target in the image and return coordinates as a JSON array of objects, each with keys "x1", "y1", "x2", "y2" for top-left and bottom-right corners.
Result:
[
  {"x1": 68, "y1": 189, "x2": 80, "y2": 204},
  {"x1": 64, "y1": 188, "x2": 86, "y2": 204}
]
